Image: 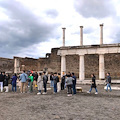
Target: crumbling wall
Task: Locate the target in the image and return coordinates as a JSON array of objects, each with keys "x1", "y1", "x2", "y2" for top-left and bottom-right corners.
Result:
[
  {"x1": 0, "y1": 57, "x2": 14, "y2": 73},
  {"x1": 19, "y1": 57, "x2": 39, "y2": 71}
]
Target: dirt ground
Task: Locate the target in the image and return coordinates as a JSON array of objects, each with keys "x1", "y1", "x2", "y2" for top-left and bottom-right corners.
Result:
[{"x1": 0, "y1": 84, "x2": 120, "y2": 120}]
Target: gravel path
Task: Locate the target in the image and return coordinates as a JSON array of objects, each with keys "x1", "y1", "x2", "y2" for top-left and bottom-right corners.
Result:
[{"x1": 0, "y1": 84, "x2": 120, "y2": 120}]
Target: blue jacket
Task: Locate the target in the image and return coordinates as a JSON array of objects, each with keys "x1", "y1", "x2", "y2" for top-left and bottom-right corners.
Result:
[
  {"x1": 11, "y1": 76, "x2": 17, "y2": 84},
  {"x1": 20, "y1": 73, "x2": 28, "y2": 82}
]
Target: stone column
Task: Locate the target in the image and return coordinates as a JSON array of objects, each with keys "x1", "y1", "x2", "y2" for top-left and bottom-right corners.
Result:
[
  {"x1": 80, "y1": 26, "x2": 83, "y2": 46},
  {"x1": 61, "y1": 55, "x2": 66, "y2": 76},
  {"x1": 100, "y1": 24, "x2": 103, "y2": 45},
  {"x1": 21, "y1": 65, "x2": 25, "y2": 71},
  {"x1": 99, "y1": 54, "x2": 105, "y2": 80},
  {"x1": 79, "y1": 55, "x2": 85, "y2": 80},
  {"x1": 62, "y1": 28, "x2": 66, "y2": 46},
  {"x1": 14, "y1": 58, "x2": 20, "y2": 73}
]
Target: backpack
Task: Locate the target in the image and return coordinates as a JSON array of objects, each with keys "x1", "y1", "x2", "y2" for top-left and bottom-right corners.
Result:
[{"x1": 46, "y1": 75, "x2": 48, "y2": 82}]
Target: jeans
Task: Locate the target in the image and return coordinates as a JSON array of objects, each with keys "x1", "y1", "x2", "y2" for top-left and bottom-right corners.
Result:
[
  {"x1": 12, "y1": 83, "x2": 16, "y2": 92},
  {"x1": 50, "y1": 80, "x2": 54, "y2": 87},
  {"x1": 0, "y1": 82, "x2": 3, "y2": 92},
  {"x1": 73, "y1": 84, "x2": 76, "y2": 94},
  {"x1": 54, "y1": 83, "x2": 57, "y2": 93},
  {"x1": 43, "y1": 82, "x2": 47, "y2": 93},
  {"x1": 89, "y1": 87, "x2": 98, "y2": 92},
  {"x1": 106, "y1": 83, "x2": 112, "y2": 91},
  {"x1": 67, "y1": 85, "x2": 72, "y2": 94}
]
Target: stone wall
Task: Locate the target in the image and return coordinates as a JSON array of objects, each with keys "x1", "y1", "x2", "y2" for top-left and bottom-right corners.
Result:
[
  {"x1": 38, "y1": 48, "x2": 61, "y2": 73},
  {"x1": 105, "y1": 53, "x2": 120, "y2": 79},
  {"x1": 0, "y1": 57, "x2": 14, "y2": 73},
  {"x1": 85, "y1": 54, "x2": 99, "y2": 79},
  {"x1": 19, "y1": 57, "x2": 39, "y2": 71},
  {"x1": 1, "y1": 48, "x2": 120, "y2": 79},
  {"x1": 66, "y1": 55, "x2": 79, "y2": 77}
]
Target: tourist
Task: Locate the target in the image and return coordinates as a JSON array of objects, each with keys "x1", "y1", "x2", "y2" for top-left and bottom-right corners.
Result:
[
  {"x1": 71, "y1": 72, "x2": 77, "y2": 94},
  {"x1": 28, "y1": 73, "x2": 34, "y2": 93},
  {"x1": 19, "y1": 71, "x2": 28, "y2": 93},
  {"x1": 42, "y1": 72, "x2": 47, "y2": 94},
  {"x1": 4, "y1": 73, "x2": 10, "y2": 92},
  {"x1": 17, "y1": 74, "x2": 21, "y2": 89},
  {"x1": 37, "y1": 73, "x2": 43, "y2": 95},
  {"x1": 33, "y1": 72, "x2": 38, "y2": 89},
  {"x1": 0, "y1": 72, "x2": 4, "y2": 92},
  {"x1": 61, "y1": 72, "x2": 66, "y2": 90},
  {"x1": 106, "y1": 73, "x2": 112, "y2": 92},
  {"x1": 50, "y1": 72, "x2": 54, "y2": 87},
  {"x1": 27, "y1": 70, "x2": 31, "y2": 87},
  {"x1": 11, "y1": 73, "x2": 17, "y2": 92},
  {"x1": 53, "y1": 72, "x2": 59, "y2": 93},
  {"x1": 87, "y1": 74, "x2": 98, "y2": 94},
  {"x1": 66, "y1": 74, "x2": 73, "y2": 96},
  {"x1": 57, "y1": 73, "x2": 61, "y2": 92},
  {"x1": 2, "y1": 72, "x2": 6, "y2": 88}
]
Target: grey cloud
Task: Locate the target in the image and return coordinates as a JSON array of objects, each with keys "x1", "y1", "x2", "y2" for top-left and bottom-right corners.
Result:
[
  {"x1": 74, "y1": 0, "x2": 116, "y2": 18},
  {"x1": 46, "y1": 9, "x2": 58, "y2": 18},
  {"x1": 110, "y1": 31, "x2": 120, "y2": 44},
  {"x1": 0, "y1": 0, "x2": 60, "y2": 58}
]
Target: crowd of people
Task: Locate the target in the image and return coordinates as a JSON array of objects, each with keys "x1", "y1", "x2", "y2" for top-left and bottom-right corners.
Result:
[{"x1": 0, "y1": 70, "x2": 112, "y2": 96}]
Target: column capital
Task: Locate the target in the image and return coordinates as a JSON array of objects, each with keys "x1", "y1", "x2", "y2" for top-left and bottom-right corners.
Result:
[
  {"x1": 62, "y1": 27, "x2": 66, "y2": 30},
  {"x1": 100, "y1": 24, "x2": 104, "y2": 27},
  {"x1": 80, "y1": 26, "x2": 83, "y2": 28}
]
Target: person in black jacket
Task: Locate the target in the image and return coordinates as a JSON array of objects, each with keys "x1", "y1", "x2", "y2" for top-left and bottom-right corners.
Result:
[
  {"x1": 4, "y1": 73, "x2": 10, "y2": 92},
  {"x1": 2, "y1": 72, "x2": 6, "y2": 87},
  {"x1": 106, "y1": 73, "x2": 112, "y2": 92},
  {"x1": 61, "y1": 72, "x2": 66, "y2": 90},
  {"x1": 50, "y1": 72, "x2": 54, "y2": 87},
  {"x1": 87, "y1": 74, "x2": 98, "y2": 94},
  {"x1": 0, "y1": 72, "x2": 4, "y2": 92}
]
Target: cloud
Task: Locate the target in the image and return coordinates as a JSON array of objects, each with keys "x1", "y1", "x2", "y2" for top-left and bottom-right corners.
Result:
[
  {"x1": 45, "y1": 9, "x2": 58, "y2": 18},
  {"x1": 74, "y1": 0, "x2": 116, "y2": 18},
  {"x1": 0, "y1": 0, "x2": 60, "y2": 58}
]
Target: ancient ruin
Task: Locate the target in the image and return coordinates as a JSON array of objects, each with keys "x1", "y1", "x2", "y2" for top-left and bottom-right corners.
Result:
[{"x1": 0, "y1": 24, "x2": 120, "y2": 80}]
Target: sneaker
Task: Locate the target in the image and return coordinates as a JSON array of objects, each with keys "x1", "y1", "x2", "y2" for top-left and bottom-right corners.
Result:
[
  {"x1": 95, "y1": 92, "x2": 98, "y2": 94},
  {"x1": 42, "y1": 92, "x2": 47, "y2": 95},
  {"x1": 87, "y1": 91, "x2": 90, "y2": 94},
  {"x1": 37, "y1": 92, "x2": 41, "y2": 95},
  {"x1": 67, "y1": 94, "x2": 72, "y2": 97}
]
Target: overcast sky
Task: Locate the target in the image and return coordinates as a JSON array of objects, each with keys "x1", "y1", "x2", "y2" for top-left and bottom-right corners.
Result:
[{"x1": 0, "y1": 0, "x2": 120, "y2": 58}]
